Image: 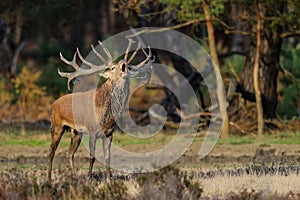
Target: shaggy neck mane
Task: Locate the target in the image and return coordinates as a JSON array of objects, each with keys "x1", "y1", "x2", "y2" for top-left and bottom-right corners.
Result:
[
  {"x1": 110, "y1": 78, "x2": 130, "y2": 119},
  {"x1": 97, "y1": 77, "x2": 130, "y2": 128}
]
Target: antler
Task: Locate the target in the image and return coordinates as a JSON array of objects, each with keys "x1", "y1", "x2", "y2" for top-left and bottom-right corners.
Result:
[
  {"x1": 58, "y1": 42, "x2": 113, "y2": 90},
  {"x1": 128, "y1": 45, "x2": 154, "y2": 84},
  {"x1": 58, "y1": 39, "x2": 154, "y2": 90},
  {"x1": 129, "y1": 45, "x2": 152, "y2": 70},
  {"x1": 94, "y1": 41, "x2": 113, "y2": 66},
  {"x1": 123, "y1": 38, "x2": 154, "y2": 83}
]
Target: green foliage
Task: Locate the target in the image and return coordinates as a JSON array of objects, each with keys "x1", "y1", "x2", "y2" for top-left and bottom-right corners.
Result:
[
  {"x1": 39, "y1": 58, "x2": 69, "y2": 98},
  {"x1": 35, "y1": 39, "x2": 71, "y2": 97},
  {"x1": 224, "y1": 55, "x2": 245, "y2": 75},
  {"x1": 159, "y1": 0, "x2": 227, "y2": 22},
  {"x1": 277, "y1": 87, "x2": 298, "y2": 119},
  {"x1": 160, "y1": 0, "x2": 204, "y2": 21},
  {"x1": 278, "y1": 43, "x2": 300, "y2": 119},
  {"x1": 232, "y1": 0, "x2": 300, "y2": 30},
  {"x1": 36, "y1": 39, "x2": 63, "y2": 64}
]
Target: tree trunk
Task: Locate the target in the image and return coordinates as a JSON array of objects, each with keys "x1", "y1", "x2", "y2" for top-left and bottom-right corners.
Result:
[
  {"x1": 238, "y1": 2, "x2": 284, "y2": 119},
  {"x1": 107, "y1": 0, "x2": 115, "y2": 33},
  {"x1": 203, "y1": 0, "x2": 229, "y2": 138},
  {"x1": 253, "y1": 2, "x2": 264, "y2": 136}
]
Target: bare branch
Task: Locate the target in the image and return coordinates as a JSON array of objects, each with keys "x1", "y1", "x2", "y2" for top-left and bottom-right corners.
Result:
[
  {"x1": 224, "y1": 30, "x2": 253, "y2": 36},
  {"x1": 229, "y1": 121, "x2": 247, "y2": 134},
  {"x1": 280, "y1": 65, "x2": 300, "y2": 87},
  {"x1": 280, "y1": 30, "x2": 300, "y2": 38},
  {"x1": 213, "y1": 17, "x2": 233, "y2": 29},
  {"x1": 11, "y1": 41, "x2": 26, "y2": 75},
  {"x1": 126, "y1": 19, "x2": 206, "y2": 38},
  {"x1": 218, "y1": 51, "x2": 248, "y2": 59},
  {"x1": 138, "y1": 9, "x2": 168, "y2": 17}
]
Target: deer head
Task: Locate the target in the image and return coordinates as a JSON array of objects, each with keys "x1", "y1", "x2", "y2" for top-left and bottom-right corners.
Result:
[{"x1": 57, "y1": 39, "x2": 154, "y2": 90}]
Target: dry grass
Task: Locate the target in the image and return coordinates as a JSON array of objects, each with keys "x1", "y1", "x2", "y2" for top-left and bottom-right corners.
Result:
[
  {"x1": 198, "y1": 174, "x2": 300, "y2": 199},
  {"x1": 0, "y1": 166, "x2": 201, "y2": 200},
  {"x1": 0, "y1": 166, "x2": 300, "y2": 199}
]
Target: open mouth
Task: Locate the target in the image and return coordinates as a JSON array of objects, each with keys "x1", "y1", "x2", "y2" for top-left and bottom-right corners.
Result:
[
  {"x1": 121, "y1": 63, "x2": 128, "y2": 79},
  {"x1": 121, "y1": 63, "x2": 127, "y2": 73}
]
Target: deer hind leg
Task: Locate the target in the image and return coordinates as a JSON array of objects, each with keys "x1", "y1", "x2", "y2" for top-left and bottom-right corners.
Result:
[
  {"x1": 103, "y1": 129, "x2": 113, "y2": 184},
  {"x1": 67, "y1": 129, "x2": 82, "y2": 175},
  {"x1": 88, "y1": 133, "x2": 96, "y2": 179},
  {"x1": 48, "y1": 125, "x2": 65, "y2": 180}
]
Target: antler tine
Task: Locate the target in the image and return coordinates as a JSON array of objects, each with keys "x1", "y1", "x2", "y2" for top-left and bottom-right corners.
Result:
[
  {"x1": 59, "y1": 51, "x2": 80, "y2": 70},
  {"x1": 133, "y1": 45, "x2": 152, "y2": 69},
  {"x1": 98, "y1": 41, "x2": 113, "y2": 65},
  {"x1": 124, "y1": 38, "x2": 134, "y2": 61},
  {"x1": 91, "y1": 44, "x2": 108, "y2": 66},
  {"x1": 58, "y1": 49, "x2": 108, "y2": 90},
  {"x1": 141, "y1": 45, "x2": 150, "y2": 57},
  {"x1": 58, "y1": 51, "x2": 80, "y2": 90},
  {"x1": 127, "y1": 41, "x2": 141, "y2": 63},
  {"x1": 77, "y1": 48, "x2": 107, "y2": 70},
  {"x1": 57, "y1": 68, "x2": 77, "y2": 91}
]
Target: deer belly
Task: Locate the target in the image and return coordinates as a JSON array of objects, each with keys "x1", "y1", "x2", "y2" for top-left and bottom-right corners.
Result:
[{"x1": 63, "y1": 121, "x2": 89, "y2": 133}]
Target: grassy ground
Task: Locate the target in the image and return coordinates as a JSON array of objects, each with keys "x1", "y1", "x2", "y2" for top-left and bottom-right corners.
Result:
[
  {"x1": 0, "y1": 129, "x2": 300, "y2": 147},
  {"x1": 0, "y1": 128, "x2": 299, "y2": 199}
]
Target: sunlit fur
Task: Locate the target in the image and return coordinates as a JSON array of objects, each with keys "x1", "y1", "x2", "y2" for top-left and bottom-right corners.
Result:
[{"x1": 48, "y1": 60, "x2": 129, "y2": 184}]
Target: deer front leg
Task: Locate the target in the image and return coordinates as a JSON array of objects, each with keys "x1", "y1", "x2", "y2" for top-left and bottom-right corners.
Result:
[
  {"x1": 102, "y1": 131, "x2": 113, "y2": 184},
  {"x1": 67, "y1": 129, "x2": 82, "y2": 174},
  {"x1": 88, "y1": 133, "x2": 96, "y2": 179}
]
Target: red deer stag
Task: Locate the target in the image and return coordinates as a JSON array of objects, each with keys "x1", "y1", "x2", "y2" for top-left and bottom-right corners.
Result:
[{"x1": 48, "y1": 39, "x2": 153, "y2": 183}]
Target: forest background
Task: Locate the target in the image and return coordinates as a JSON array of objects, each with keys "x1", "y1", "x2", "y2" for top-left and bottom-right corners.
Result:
[{"x1": 0, "y1": 0, "x2": 299, "y2": 136}]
